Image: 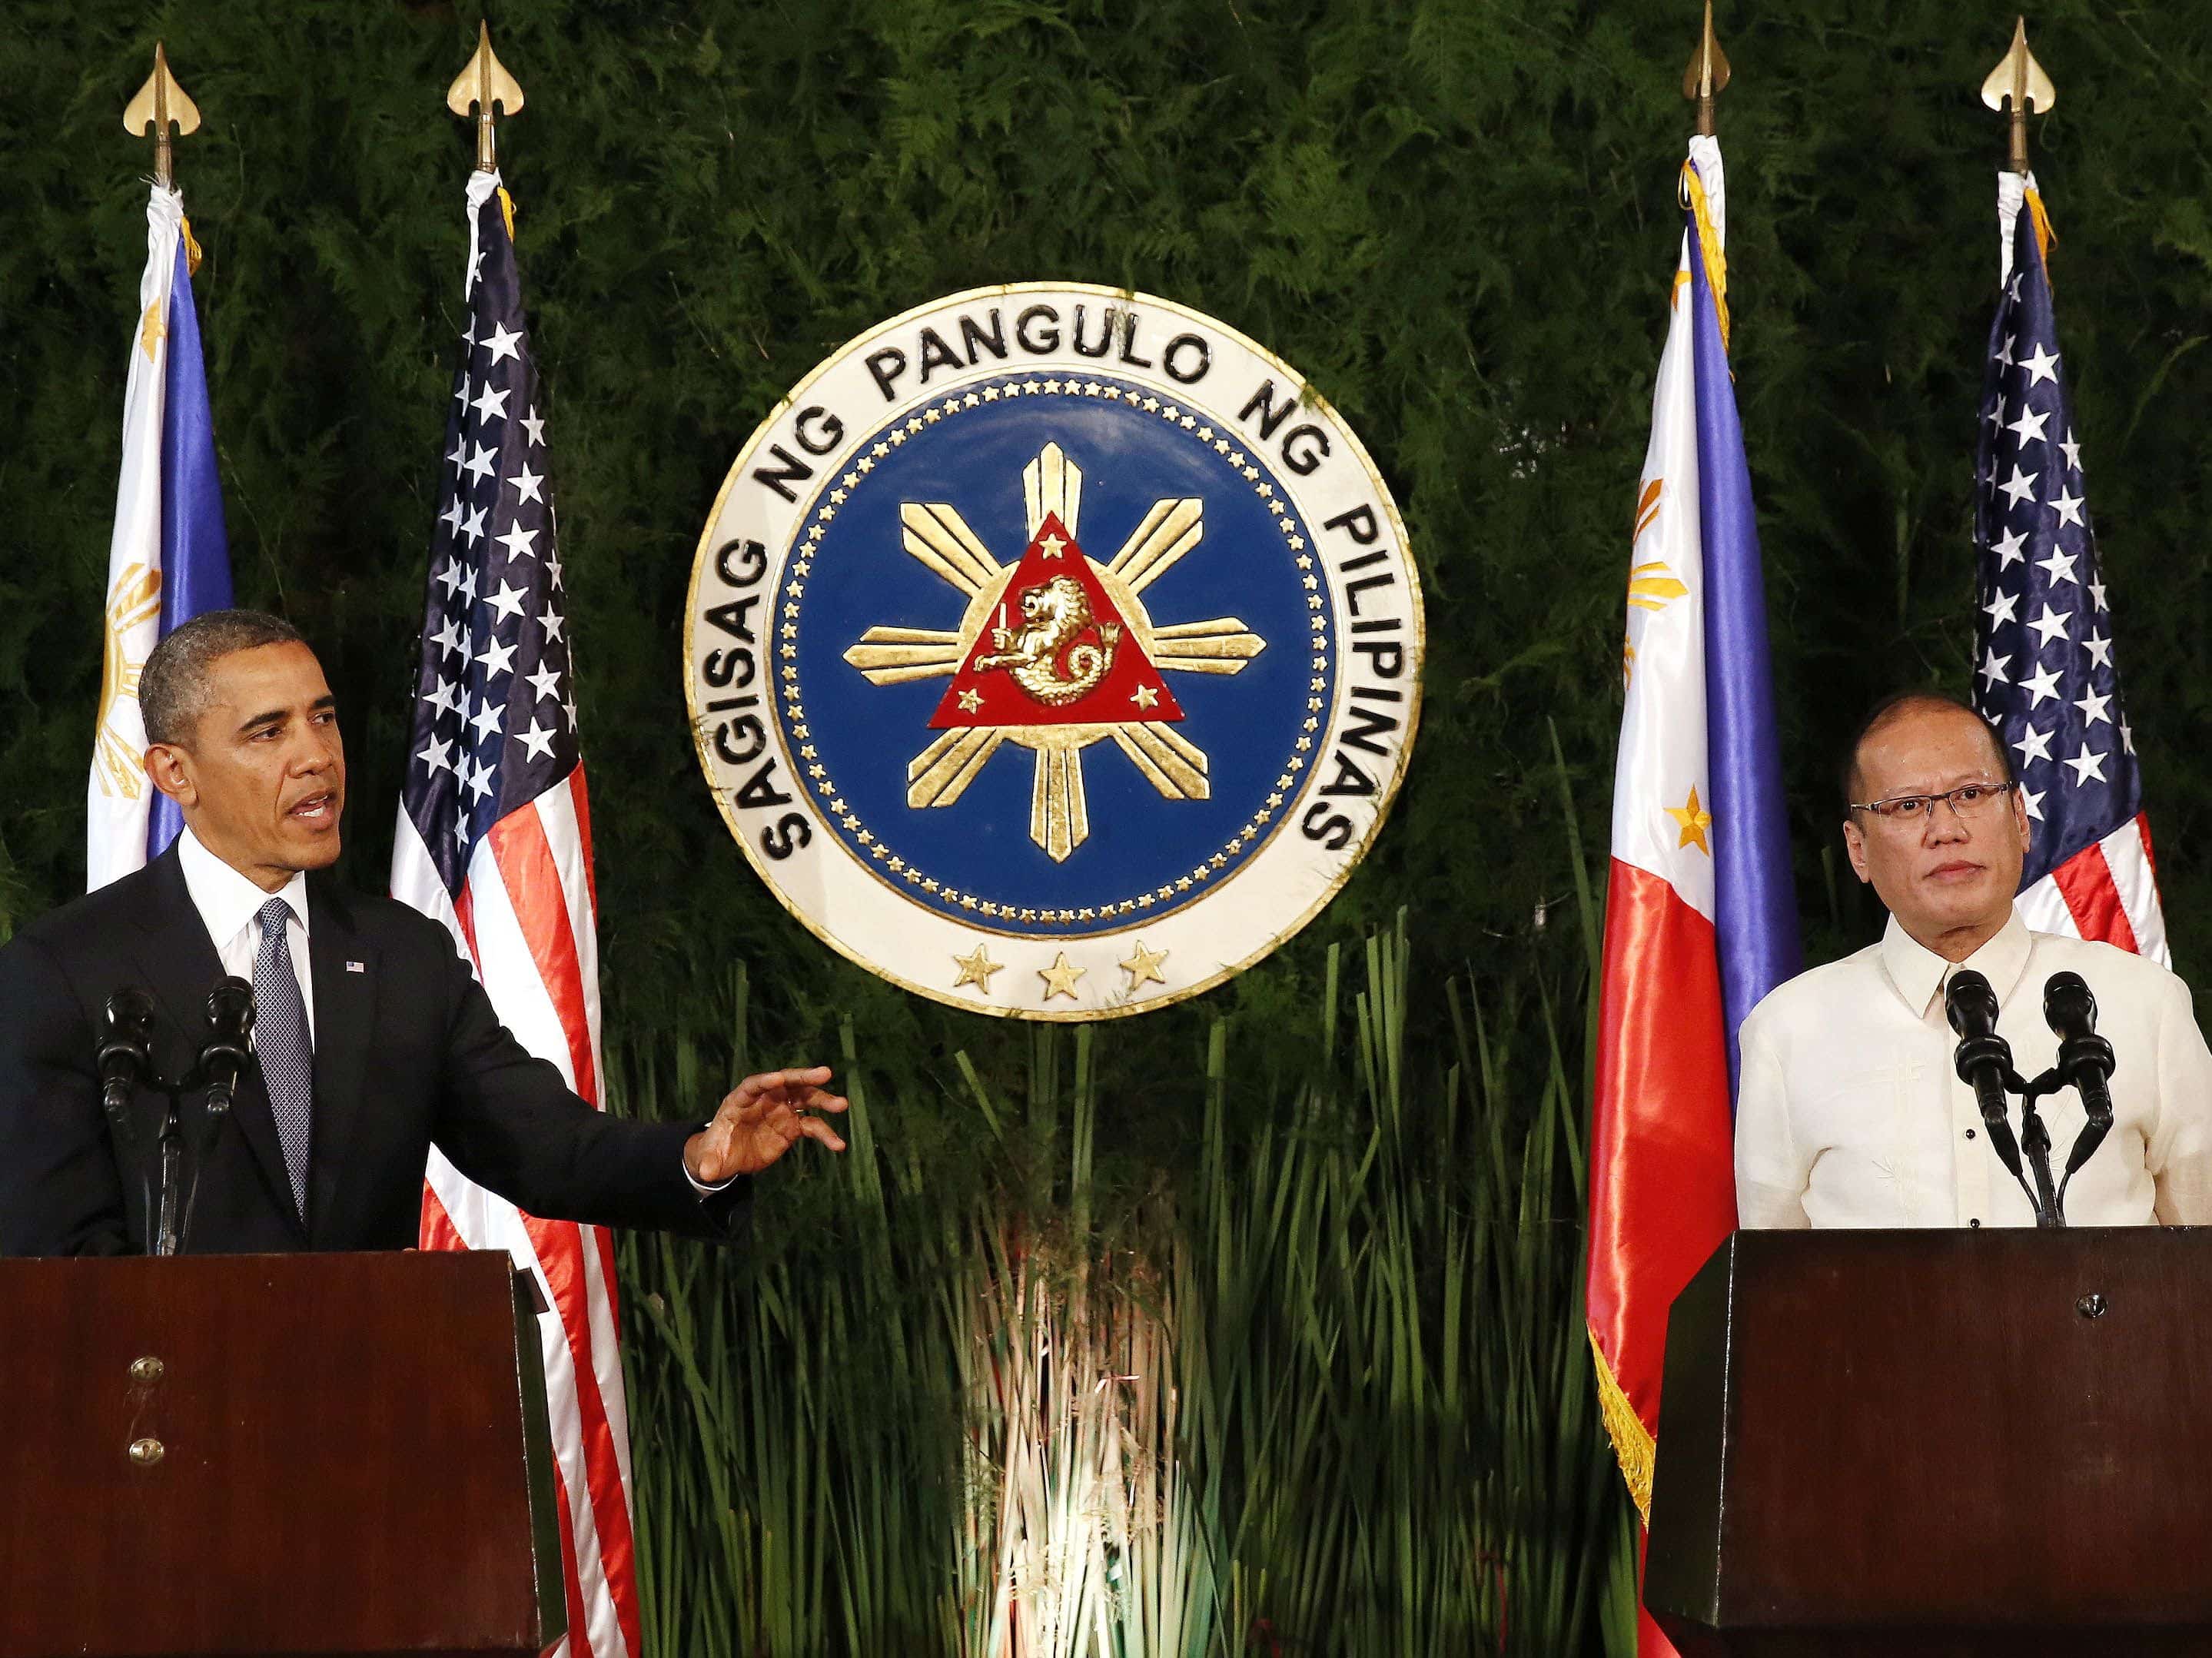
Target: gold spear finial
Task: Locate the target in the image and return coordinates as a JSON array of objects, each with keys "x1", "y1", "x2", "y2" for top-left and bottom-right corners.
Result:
[
  {"x1": 1981, "y1": 16, "x2": 2056, "y2": 176},
  {"x1": 123, "y1": 43, "x2": 202, "y2": 191},
  {"x1": 446, "y1": 22, "x2": 525, "y2": 174},
  {"x1": 1682, "y1": 1, "x2": 1732, "y2": 137}
]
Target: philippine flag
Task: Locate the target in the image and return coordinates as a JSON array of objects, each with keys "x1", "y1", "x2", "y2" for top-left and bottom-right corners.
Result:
[
  {"x1": 86, "y1": 181, "x2": 232, "y2": 890},
  {"x1": 1586, "y1": 134, "x2": 1801, "y2": 1654}
]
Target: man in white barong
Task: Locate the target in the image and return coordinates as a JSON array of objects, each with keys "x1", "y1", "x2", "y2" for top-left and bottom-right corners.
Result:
[{"x1": 1735, "y1": 691, "x2": 2212, "y2": 1228}]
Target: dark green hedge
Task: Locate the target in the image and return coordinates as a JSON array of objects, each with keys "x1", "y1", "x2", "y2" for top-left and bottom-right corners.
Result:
[{"x1": 10, "y1": 2, "x2": 2212, "y2": 1019}]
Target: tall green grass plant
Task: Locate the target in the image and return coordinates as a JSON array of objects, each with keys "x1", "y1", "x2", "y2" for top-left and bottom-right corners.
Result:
[{"x1": 613, "y1": 907, "x2": 1631, "y2": 1656}]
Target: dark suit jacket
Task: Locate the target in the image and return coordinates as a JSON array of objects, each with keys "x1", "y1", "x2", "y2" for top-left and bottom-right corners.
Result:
[{"x1": 0, "y1": 842, "x2": 747, "y2": 1256}]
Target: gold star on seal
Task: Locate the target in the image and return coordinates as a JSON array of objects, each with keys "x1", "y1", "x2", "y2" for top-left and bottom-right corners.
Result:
[
  {"x1": 1038, "y1": 531, "x2": 1068, "y2": 558},
  {"x1": 1119, "y1": 940, "x2": 1168, "y2": 990},
  {"x1": 1131, "y1": 685, "x2": 1159, "y2": 710},
  {"x1": 952, "y1": 942, "x2": 1002, "y2": 993},
  {"x1": 1038, "y1": 952, "x2": 1084, "y2": 1002},
  {"x1": 957, "y1": 687, "x2": 983, "y2": 713},
  {"x1": 1665, "y1": 785, "x2": 1713, "y2": 856}
]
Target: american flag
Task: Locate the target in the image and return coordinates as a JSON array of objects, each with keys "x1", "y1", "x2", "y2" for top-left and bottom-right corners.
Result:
[
  {"x1": 389, "y1": 170, "x2": 638, "y2": 1658},
  {"x1": 1970, "y1": 176, "x2": 2166, "y2": 962}
]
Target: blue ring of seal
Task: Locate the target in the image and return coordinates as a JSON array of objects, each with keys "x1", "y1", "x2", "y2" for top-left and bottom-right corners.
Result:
[{"x1": 775, "y1": 372, "x2": 1334, "y2": 939}]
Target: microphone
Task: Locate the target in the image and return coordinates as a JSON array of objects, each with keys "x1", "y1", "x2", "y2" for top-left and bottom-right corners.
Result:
[
  {"x1": 1947, "y1": 968, "x2": 2028, "y2": 1185},
  {"x1": 2044, "y1": 970, "x2": 2117, "y2": 1179},
  {"x1": 164, "y1": 977, "x2": 254, "y2": 1258},
  {"x1": 97, "y1": 988, "x2": 155, "y2": 1156},
  {"x1": 198, "y1": 977, "x2": 256, "y2": 1119}
]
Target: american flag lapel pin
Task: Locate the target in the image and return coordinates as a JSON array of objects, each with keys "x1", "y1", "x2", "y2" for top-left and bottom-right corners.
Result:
[{"x1": 346, "y1": 960, "x2": 367, "y2": 974}]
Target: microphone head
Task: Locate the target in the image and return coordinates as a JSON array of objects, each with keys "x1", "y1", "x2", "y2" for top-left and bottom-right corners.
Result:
[
  {"x1": 205, "y1": 976, "x2": 255, "y2": 1039},
  {"x1": 1945, "y1": 967, "x2": 2000, "y2": 1038},
  {"x1": 2044, "y1": 969, "x2": 2097, "y2": 1036},
  {"x1": 104, "y1": 987, "x2": 154, "y2": 1038},
  {"x1": 97, "y1": 988, "x2": 157, "y2": 1087}
]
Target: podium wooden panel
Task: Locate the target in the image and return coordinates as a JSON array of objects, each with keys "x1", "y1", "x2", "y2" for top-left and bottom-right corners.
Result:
[
  {"x1": 0, "y1": 1251, "x2": 564, "y2": 1658},
  {"x1": 1645, "y1": 1228, "x2": 2212, "y2": 1657}
]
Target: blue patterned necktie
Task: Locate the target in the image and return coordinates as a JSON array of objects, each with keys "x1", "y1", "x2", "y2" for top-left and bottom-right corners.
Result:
[{"x1": 253, "y1": 897, "x2": 314, "y2": 1218}]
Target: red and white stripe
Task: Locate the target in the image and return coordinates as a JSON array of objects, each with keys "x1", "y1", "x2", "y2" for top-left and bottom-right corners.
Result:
[
  {"x1": 2018, "y1": 812, "x2": 2167, "y2": 965},
  {"x1": 392, "y1": 766, "x2": 640, "y2": 1658}
]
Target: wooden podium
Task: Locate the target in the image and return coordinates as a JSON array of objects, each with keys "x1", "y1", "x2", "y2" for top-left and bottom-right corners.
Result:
[
  {"x1": 0, "y1": 1251, "x2": 566, "y2": 1658},
  {"x1": 1645, "y1": 1228, "x2": 2212, "y2": 1656}
]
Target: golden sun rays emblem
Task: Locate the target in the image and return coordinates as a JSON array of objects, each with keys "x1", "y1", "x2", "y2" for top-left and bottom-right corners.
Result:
[
  {"x1": 1622, "y1": 477, "x2": 1686, "y2": 687},
  {"x1": 93, "y1": 563, "x2": 163, "y2": 799},
  {"x1": 840, "y1": 442, "x2": 1266, "y2": 861}
]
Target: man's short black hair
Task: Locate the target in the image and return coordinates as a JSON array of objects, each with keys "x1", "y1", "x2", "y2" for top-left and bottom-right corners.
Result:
[
  {"x1": 1841, "y1": 689, "x2": 2018, "y2": 813},
  {"x1": 140, "y1": 608, "x2": 306, "y2": 746}
]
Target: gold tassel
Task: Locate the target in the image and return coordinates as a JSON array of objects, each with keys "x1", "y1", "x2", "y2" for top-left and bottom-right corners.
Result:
[
  {"x1": 1589, "y1": 1327, "x2": 1656, "y2": 1523},
  {"x1": 179, "y1": 214, "x2": 203, "y2": 278},
  {"x1": 1679, "y1": 160, "x2": 1731, "y2": 354},
  {"x1": 2025, "y1": 186, "x2": 2058, "y2": 278}
]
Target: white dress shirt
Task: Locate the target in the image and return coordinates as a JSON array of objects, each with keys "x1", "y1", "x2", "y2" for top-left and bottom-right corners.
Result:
[
  {"x1": 1735, "y1": 905, "x2": 2212, "y2": 1229},
  {"x1": 176, "y1": 827, "x2": 315, "y2": 1048}
]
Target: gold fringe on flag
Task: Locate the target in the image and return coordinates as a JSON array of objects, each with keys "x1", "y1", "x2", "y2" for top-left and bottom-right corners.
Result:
[
  {"x1": 1679, "y1": 159, "x2": 1731, "y2": 354},
  {"x1": 1589, "y1": 1324, "x2": 1656, "y2": 1521},
  {"x1": 2025, "y1": 187, "x2": 2057, "y2": 274}
]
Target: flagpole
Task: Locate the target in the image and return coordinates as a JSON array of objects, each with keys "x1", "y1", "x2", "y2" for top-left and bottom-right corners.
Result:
[
  {"x1": 122, "y1": 42, "x2": 201, "y2": 190},
  {"x1": 407, "y1": 32, "x2": 644, "y2": 1653},
  {"x1": 1981, "y1": 16, "x2": 2056, "y2": 175},
  {"x1": 1682, "y1": 1, "x2": 1730, "y2": 138},
  {"x1": 447, "y1": 22, "x2": 525, "y2": 174}
]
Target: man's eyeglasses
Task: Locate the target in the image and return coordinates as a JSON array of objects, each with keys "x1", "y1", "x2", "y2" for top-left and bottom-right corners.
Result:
[{"x1": 1848, "y1": 781, "x2": 2017, "y2": 824}]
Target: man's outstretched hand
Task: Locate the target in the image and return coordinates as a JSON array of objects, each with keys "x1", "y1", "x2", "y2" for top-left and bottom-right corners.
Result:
[{"x1": 684, "y1": 1065, "x2": 849, "y2": 1185}]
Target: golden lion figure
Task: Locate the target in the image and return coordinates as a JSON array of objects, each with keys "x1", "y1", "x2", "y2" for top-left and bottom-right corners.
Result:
[{"x1": 973, "y1": 575, "x2": 1123, "y2": 707}]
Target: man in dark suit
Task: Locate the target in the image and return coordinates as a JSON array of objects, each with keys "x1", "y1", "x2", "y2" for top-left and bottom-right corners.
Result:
[{"x1": 0, "y1": 609, "x2": 845, "y2": 1257}]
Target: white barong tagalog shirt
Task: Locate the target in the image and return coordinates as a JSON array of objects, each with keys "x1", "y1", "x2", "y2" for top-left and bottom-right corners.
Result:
[{"x1": 1735, "y1": 906, "x2": 2212, "y2": 1229}]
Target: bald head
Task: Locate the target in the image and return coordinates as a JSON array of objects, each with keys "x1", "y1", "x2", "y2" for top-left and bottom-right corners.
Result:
[{"x1": 1842, "y1": 691, "x2": 2014, "y2": 812}]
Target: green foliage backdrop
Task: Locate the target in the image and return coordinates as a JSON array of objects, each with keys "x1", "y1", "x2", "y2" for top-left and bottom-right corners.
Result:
[{"x1": 7, "y1": 0, "x2": 2212, "y2": 1651}]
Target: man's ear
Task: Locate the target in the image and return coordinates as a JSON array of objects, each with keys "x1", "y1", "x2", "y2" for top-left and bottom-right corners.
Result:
[
  {"x1": 144, "y1": 743, "x2": 195, "y2": 808},
  {"x1": 1842, "y1": 816, "x2": 1872, "y2": 884}
]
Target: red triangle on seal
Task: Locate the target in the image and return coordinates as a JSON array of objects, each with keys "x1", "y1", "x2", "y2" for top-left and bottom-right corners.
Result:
[{"x1": 928, "y1": 513, "x2": 1184, "y2": 729}]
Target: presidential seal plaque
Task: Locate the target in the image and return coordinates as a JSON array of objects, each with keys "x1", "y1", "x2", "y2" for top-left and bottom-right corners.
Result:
[{"x1": 686, "y1": 284, "x2": 1422, "y2": 1019}]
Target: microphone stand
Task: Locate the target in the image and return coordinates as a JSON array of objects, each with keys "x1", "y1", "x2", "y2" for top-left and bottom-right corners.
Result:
[
  {"x1": 98, "y1": 991, "x2": 156, "y2": 1231},
  {"x1": 1948, "y1": 970, "x2": 2061, "y2": 1227},
  {"x1": 181, "y1": 982, "x2": 254, "y2": 1256},
  {"x1": 1956, "y1": 1053, "x2": 2107, "y2": 1229},
  {"x1": 151, "y1": 1095, "x2": 190, "y2": 1258},
  {"x1": 2008, "y1": 1068, "x2": 2065, "y2": 1229},
  {"x1": 101, "y1": 979, "x2": 254, "y2": 1258}
]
